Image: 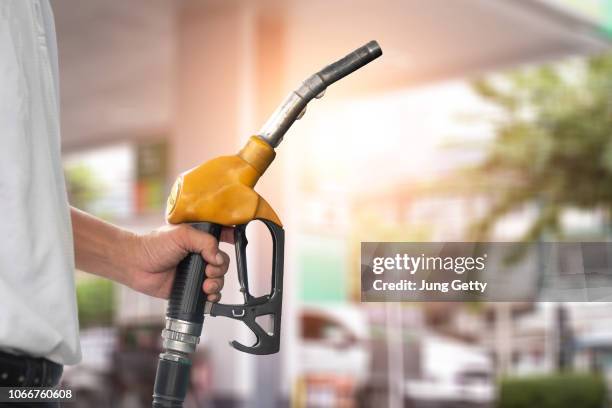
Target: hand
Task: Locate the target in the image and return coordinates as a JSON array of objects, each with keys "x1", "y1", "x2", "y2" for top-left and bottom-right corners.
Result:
[{"x1": 126, "y1": 225, "x2": 234, "y2": 300}]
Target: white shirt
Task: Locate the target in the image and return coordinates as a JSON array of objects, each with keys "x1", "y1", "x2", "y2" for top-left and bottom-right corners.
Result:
[{"x1": 0, "y1": 0, "x2": 80, "y2": 365}]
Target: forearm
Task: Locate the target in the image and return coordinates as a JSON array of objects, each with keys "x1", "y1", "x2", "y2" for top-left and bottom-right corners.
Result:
[
  {"x1": 71, "y1": 207, "x2": 135, "y2": 286},
  {"x1": 70, "y1": 206, "x2": 229, "y2": 299}
]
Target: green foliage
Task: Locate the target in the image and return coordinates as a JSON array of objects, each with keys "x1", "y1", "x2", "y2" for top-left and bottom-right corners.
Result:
[
  {"x1": 498, "y1": 373, "x2": 607, "y2": 408},
  {"x1": 64, "y1": 163, "x2": 105, "y2": 212},
  {"x1": 471, "y1": 54, "x2": 612, "y2": 240},
  {"x1": 76, "y1": 277, "x2": 115, "y2": 328}
]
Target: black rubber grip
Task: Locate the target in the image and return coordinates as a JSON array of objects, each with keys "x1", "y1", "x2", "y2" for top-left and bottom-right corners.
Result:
[
  {"x1": 166, "y1": 222, "x2": 222, "y2": 323},
  {"x1": 152, "y1": 358, "x2": 191, "y2": 408}
]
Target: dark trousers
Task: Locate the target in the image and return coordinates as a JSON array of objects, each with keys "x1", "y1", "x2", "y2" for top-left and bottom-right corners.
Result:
[{"x1": 0, "y1": 351, "x2": 63, "y2": 408}]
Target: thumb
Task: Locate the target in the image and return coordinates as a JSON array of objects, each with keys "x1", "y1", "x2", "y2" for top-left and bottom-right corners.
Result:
[{"x1": 177, "y1": 225, "x2": 223, "y2": 266}]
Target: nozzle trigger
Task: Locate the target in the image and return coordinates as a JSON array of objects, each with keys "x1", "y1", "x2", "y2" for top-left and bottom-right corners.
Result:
[{"x1": 207, "y1": 219, "x2": 285, "y2": 355}]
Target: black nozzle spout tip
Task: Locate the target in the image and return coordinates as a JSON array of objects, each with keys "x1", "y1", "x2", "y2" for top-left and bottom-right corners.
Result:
[{"x1": 365, "y1": 40, "x2": 383, "y2": 58}]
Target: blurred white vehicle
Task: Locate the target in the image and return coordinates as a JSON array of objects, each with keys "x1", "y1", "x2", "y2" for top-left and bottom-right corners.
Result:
[
  {"x1": 298, "y1": 305, "x2": 371, "y2": 388},
  {"x1": 405, "y1": 335, "x2": 495, "y2": 407}
]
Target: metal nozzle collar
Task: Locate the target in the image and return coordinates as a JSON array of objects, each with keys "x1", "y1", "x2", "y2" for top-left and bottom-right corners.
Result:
[{"x1": 161, "y1": 318, "x2": 202, "y2": 354}]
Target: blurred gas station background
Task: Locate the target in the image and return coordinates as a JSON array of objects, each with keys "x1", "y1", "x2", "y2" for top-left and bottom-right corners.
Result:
[{"x1": 53, "y1": 0, "x2": 612, "y2": 407}]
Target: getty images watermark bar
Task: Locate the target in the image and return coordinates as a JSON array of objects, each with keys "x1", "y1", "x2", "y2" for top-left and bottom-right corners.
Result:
[{"x1": 361, "y1": 242, "x2": 612, "y2": 302}]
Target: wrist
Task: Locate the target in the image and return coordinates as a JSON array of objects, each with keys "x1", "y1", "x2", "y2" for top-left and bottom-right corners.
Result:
[{"x1": 116, "y1": 229, "x2": 141, "y2": 289}]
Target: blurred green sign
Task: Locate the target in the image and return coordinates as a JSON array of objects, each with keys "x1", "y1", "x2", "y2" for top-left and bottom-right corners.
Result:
[{"x1": 298, "y1": 234, "x2": 347, "y2": 303}]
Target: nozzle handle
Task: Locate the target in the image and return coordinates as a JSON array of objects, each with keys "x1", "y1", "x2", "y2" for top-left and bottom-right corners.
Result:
[
  {"x1": 166, "y1": 223, "x2": 222, "y2": 323},
  {"x1": 258, "y1": 40, "x2": 382, "y2": 148},
  {"x1": 153, "y1": 222, "x2": 222, "y2": 408}
]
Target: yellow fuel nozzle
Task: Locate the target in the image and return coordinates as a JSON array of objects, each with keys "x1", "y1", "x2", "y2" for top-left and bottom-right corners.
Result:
[
  {"x1": 165, "y1": 135, "x2": 279, "y2": 226},
  {"x1": 153, "y1": 41, "x2": 383, "y2": 408},
  {"x1": 165, "y1": 40, "x2": 382, "y2": 227}
]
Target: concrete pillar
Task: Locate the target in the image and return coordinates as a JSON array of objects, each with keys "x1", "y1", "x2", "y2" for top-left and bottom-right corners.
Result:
[{"x1": 173, "y1": 1, "x2": 245, "y2": 173}]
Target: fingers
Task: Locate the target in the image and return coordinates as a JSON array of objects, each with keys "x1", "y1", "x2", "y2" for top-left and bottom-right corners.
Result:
[
  {"x1": 205, "y1": 250, "x2": 230, "y2": 278},
  {"x1": 203, "y1": 276, "x2": 224, "y2": 294},
  {"x1": 175, "y1": 225, "x2": 231, "y2": 303},
  {"x1": 203, "y1": 250, "x2": 229, "y2": 302},
  {"x1": 178, "y1": 225, "x2": 223, "y2": 266}
]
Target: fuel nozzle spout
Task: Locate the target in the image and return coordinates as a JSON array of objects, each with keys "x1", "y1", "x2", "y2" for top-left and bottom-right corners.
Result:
[{"x1": 257, "y1": 40, "x2": 383, "y2": 148}]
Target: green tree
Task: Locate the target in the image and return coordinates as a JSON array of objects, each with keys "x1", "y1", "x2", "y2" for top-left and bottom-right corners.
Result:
[
  {"x1": 64, "y1": 163, "x2": 104, "y2": 213},
  {"x1": 76, "y1": 277, "x2": 115, "y2": 328},
  {"x1": 470, "y1": 54, "x2": 612, "y2": 240}
]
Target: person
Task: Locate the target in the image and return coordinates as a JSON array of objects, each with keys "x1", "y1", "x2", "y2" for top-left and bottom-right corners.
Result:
[{"x1": 0, "y1": 1, "x2": 230, "y2": 405}]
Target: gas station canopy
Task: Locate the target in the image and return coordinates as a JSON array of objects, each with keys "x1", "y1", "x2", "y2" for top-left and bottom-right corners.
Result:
[{"x1": 51, "y1": 0, "x2": 612, "y2": 150}]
